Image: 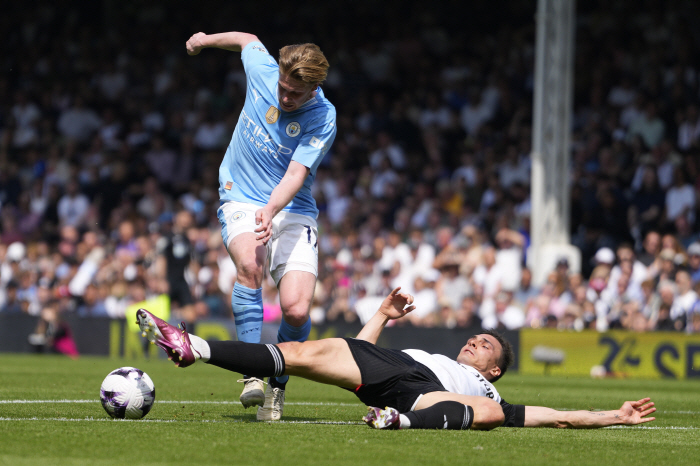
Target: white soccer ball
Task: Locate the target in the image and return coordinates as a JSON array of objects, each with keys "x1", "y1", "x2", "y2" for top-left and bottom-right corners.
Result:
[{"x1": 99, "y1": 367, "x2": 155, "y2": 419}]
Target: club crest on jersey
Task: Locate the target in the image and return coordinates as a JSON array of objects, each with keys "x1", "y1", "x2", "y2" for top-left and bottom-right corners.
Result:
[
  {"x1": 286, "y1": 122, "x2": 301, "y2": 137},
  {"x1": 265, "y1": 106, "x2": 280, "y2": 124},
  {"x1": 232, "y1": 211, "x2": 245, "y2": 221}
]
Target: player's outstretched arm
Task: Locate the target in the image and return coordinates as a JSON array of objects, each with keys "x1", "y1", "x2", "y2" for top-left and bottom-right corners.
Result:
[
  {"x1": 523, "y1": 398, "x2": 656, "y2": 428},
  {"x1": 356, "y1": 287, "x2": 415, "y2": 344},
  {"x1": 186, "y1": 31, "x2": 259, "y2": 55}
]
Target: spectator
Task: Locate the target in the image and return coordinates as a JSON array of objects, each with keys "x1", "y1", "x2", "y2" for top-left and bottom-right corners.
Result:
[
  {"x1": 637, "y1": 230, "x2": 661, "y2": 267},
  {"x1": 653, "y1": 303, "x2": 676, "y2": 331},
  {"x1": 664, "y1": 167, "x2": 696, "y2": 228},
  {"x1": 626, "y1": 102, "x2": 665, "y2": 149},
  {"x1": 76, "y1": 283, "x2": 108, "y2": 317},
  {"x1": 687, "y1": 242, "x2": 700, "y2": 284},
  {"x1": 56, "y1": 179, "x2": 91, "y2": 229},
  {"x1": 482, "y1": 290, "x2": 525, "y2": 331},
  {"x1": 454, "y1": 294, "x2": 482, "y2": 328},
  {"x1": 686, "y1": 303, "x2": 700, "y2": 334},
  {"x1": 156, "y1": 210, "x2": 196, "y2": 323},
  {"x1": 1, "y1": 280, "x2": 23, "y2": 314},
  {"x1": 653, "y1": 248, "x2": 678, "y2": 285},
  {"x1": 513, "y1": 267, "x2": 539, "y2": 312},
  {"x1": 57, "y1": 97, "x2": 102, "y2": 143},
  {"x1": 628, "y1": 165, "x2": 665, "y2": 241},
  {"x1": 408, "y1": 269, "x2": 440, "y2": 327},
  {"x1": 669, "y1": 269, "x2": 697, "y2": 326}
]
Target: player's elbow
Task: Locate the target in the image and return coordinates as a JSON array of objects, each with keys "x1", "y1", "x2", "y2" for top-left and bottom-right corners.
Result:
[
  {"x1": 472, "y1": 399, "x2": 505, "y2": 430},
  {"x1": 238, "y1": 33, "x2": 260, "y2": 49}
]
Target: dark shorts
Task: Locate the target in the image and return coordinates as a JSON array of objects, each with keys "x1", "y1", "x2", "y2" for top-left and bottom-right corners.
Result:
[
  {"x1": 343, "y1": 338, "x2": 446, "y2": 412},
  {"x1": 168, "y1": 279, "x2": 194, "y2": 306}
]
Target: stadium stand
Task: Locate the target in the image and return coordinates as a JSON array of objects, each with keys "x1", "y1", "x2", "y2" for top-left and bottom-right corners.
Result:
[{"x1": 1, "y1": 0, "x2": 700, "y2": 343}]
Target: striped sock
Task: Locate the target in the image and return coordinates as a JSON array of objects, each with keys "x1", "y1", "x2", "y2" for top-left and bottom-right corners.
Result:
[
  {"x1": 206, "y1": 341, "x2": 285, "y2": 378},
  {"x1": 232, "y1": 282, "x2": 263, "y2": 343},
  {"x1": 403, "y1": 402, "x2": 474, "y2": 430}
]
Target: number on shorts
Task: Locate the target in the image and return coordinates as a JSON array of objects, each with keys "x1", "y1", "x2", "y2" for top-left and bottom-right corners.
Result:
[{"x1": 304, "y1": 225, "x2": 317, "y2": 248}]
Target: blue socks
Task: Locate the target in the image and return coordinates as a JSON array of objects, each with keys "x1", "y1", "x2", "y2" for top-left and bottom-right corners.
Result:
[
  {"x1": 231, "y1": 282, "x2": 263, "y2": 344},
  {"x1": 232, "y1": 281, "x2": 311, "y2": 388},
  {"x1": 273, "y1": 317, "x2": 312, "y2": 385},
  {"x1": 277, "y1": 317, "x2": 312, "y2": 343}
]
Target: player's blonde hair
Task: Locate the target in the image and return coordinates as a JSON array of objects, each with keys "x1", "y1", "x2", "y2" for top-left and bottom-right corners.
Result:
[{"x1": 278, "y1": 43, "x2": 329, "y2": 86}]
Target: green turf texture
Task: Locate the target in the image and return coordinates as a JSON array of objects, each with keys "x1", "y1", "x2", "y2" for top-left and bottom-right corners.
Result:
[{"x1": 0, "y1": 354, "x2": 697, "y2": 466}]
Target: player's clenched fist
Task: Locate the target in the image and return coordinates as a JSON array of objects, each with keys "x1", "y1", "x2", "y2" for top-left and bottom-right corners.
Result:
[{"x1": 186, "y1": 32, "x2": 207, "y2": 55}]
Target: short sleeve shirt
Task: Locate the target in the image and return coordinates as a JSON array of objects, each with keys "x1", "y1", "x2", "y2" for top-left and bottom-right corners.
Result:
[{"x1": 218, "y1": 41, "x2": 337, "y2": 218}]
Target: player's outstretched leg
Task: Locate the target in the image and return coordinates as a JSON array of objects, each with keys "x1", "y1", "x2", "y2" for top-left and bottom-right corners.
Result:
[
  {"x1": 136, "y1": 308, "x2": 202, "y2": 367},
  {"x1": 363, "y1": 406, "x2": 401, "y2": 429}
]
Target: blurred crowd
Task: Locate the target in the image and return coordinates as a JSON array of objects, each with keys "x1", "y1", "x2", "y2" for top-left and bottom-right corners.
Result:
[{"x1": 2, "y1": 0, "x2": 700, "y2": 342}]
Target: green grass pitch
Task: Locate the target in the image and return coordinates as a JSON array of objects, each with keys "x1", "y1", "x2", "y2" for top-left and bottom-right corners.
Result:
[{"x1": 0, "y1": 353, "x2": 697, "y2": 466}]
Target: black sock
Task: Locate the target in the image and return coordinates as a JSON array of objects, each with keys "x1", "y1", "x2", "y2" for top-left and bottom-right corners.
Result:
[
  {"x1": 206, "y1": 341, "x2": 285, "y2": 378},
  {"x1": 403, "y1": 401, "x2": 474, "y2": 430}
]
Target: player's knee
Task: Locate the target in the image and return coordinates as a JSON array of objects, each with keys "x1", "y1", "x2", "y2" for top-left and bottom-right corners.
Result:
[
  {"x1": 277, "y1": 341, "x2": 305, "y2": 365},
  {"x1": 474, "y1": 399, "x2": 505, "y2": 430},
  {"x1": 281, "y1": 303, "x2": 310, "y2": 326},
  {"x1": 235, "y1": 260, "x2": 263, "y2": 286}
]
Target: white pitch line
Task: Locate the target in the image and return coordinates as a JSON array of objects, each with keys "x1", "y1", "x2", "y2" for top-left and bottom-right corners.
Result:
[
  {"x1": 0, "y1": 417, "x2": 694, "y2": 429},
  {"x1": 0, "y1": 399, "x2": 361, "y2": 407},
  {"x1": 2, "y1": 401, "x2": 698, "y2": 415},
  {"x1": 0, "y1": 416, "x2": 363, "y2": 425}
]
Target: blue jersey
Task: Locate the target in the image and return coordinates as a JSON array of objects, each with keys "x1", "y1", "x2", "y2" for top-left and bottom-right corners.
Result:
[{"x1": 219, "y1": 41, "x2": 337, "y2": 218}]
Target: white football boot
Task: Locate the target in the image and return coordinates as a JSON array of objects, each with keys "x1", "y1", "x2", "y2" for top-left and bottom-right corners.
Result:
[
  {"x1": 256, "y1": 383, "x2": 285, "y2": 421},
  {"x1": 238, "y1": 377, "x2": 266, "y2": 408}
]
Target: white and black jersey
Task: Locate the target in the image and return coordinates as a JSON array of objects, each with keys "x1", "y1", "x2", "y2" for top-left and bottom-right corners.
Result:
[
  {"x1": 402, "y1": 349, "x2": 501, "y2": 402},
  {"x1": 402, "y1": 349, "x2": 525, "y2": 427}
]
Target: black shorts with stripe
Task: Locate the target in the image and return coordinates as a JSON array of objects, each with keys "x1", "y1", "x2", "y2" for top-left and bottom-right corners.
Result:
[{"x1": 342, "y1": 338, "x2": 446, "y2": 412}]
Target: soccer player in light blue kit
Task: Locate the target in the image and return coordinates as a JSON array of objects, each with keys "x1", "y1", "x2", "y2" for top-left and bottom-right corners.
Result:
[{"x1": 186, "y1": 31, "x2": 336, "y2": 420}]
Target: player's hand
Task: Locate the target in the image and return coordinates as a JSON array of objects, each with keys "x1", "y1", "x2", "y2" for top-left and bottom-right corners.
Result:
[
  {"x1": 186, "y1": 32, "x2": 207, "y2": 55},
  {"x1": 617, "y1": 398, "x2": 656, "y2": 425},
  {"x1": 254, "y1": 207, "x2": 273, "y2": 245},
  {"x1": 378, "y1": 287, "x2": 415, "y2": 320}
]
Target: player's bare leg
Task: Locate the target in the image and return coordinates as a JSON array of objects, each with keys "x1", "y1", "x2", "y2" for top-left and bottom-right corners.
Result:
[
  {"x1": 227, "y1": 232, "x2": 266, "y2": 289},
  {"x1": 227, "y1": 232, "x2": 267, "y2": 408},
  {"x1": 276, "y1": 338, "x2": 362, "y2": 389}
]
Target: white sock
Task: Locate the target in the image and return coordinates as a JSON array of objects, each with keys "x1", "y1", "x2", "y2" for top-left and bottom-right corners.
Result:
[
  {"x1": 188, "y1": 333, "x2": 210, "y2": 362},
  {"x1": 399, "y1": 414, "x2": 411, "y2": 429}
]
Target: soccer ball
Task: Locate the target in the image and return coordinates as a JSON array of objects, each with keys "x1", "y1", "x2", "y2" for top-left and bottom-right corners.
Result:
[{"x1": 99, "y1": 367, "x2": 155, "y2": 419}]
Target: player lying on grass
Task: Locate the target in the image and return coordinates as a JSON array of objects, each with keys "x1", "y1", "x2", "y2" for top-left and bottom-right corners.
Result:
[{"x1": 136, "y1": 288, "x2": 656, "y2": 430}]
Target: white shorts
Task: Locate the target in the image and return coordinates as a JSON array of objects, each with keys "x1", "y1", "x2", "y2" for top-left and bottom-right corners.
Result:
[{"x1": 217, "y1": 201, "x2": 319, "y2": 285}]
